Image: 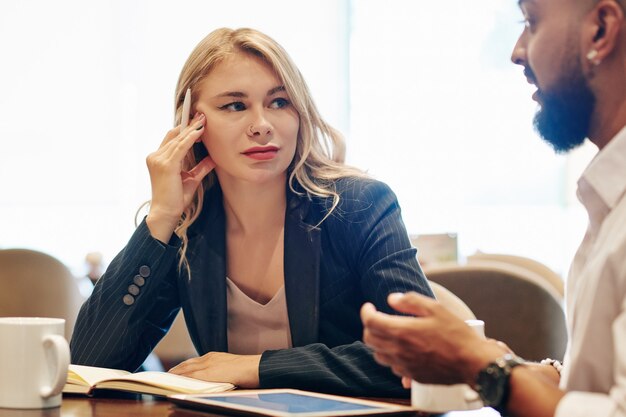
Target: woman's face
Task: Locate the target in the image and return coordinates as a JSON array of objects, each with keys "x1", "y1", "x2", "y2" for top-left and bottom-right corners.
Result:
[{"x1": 194, "y1": 52, "x2": 299, "y2": 187}]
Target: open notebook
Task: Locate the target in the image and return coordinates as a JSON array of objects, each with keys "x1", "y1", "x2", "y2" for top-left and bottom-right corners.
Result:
[{"x1": 64, "y1": 364, "x2": 235, "y2": 397}]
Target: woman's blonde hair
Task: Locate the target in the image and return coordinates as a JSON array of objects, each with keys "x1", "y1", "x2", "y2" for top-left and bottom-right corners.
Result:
[{"x1": 173, "y1": 28, "x2": 365, "y2": 274}]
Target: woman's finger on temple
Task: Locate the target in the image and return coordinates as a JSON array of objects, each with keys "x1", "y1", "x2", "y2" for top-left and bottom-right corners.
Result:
[
  {"x1": 169, "y1": 114, "x2": 206, "y2": 160},
  {"x1": 157, "y1": 112, "x2": 204, "y2": 149},
  {"x1": 156, "y1": 114, "x2": 206, "y2": 162},
  {"x1": 158, "y1": 126, "x2": 182, "y2": 148}
]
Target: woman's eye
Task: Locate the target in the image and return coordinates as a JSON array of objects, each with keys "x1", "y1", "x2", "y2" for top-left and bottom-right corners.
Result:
[
  {"x1": 220, "y1": 102, "x2": 246, "y2": 111},
  {"x1": 270, "y1": 97, "x2": 290, "y2": 109}
]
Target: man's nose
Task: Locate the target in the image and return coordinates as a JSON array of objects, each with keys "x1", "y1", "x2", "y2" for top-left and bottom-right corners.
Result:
[{"x1": 510, "y1": 31, "x2": 527, "y2": 67}]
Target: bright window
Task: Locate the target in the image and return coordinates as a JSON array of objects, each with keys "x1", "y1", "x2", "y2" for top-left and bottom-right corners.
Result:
[
  {"x1": 0, "y1": 0, "x2": 350, "y2": 275},
  {"x1": 348, "y1": 0, "x2": 593, "y2": 275},
  {"x1": 0, "y1": 0, "x2": 592, "y2": 277}
]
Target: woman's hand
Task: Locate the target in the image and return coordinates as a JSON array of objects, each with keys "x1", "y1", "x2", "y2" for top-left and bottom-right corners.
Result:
[
  {"x1": 169, "y1": 352, "x2": 261, "y2": 388},
  {"x1": 145, "y1": 113, "x2": 215, "y2": 243}
]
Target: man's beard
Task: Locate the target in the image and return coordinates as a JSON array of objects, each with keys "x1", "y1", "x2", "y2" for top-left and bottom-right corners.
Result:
[{"x1": 531, "y1": 51, "x2": 595, "y2": 153}]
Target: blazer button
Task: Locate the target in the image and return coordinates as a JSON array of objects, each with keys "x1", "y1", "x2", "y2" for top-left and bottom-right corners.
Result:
[
  {"x1": 139, "y1": 265, "x2": 151, "y2": 278},
  {"x1": 128, "y1": 284, "x2": 140, "y2": 296},
  {"x1": 133, "y1": 275, "x2": 145, "y2": 287},
  {"x1": 123, "y1": 294, "x2": 135, "y2": 306}
]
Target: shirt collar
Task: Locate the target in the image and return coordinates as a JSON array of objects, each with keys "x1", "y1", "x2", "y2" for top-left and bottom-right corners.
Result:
[{"x1": 577, "y1": 125, "x2": 626, "y2": 225}]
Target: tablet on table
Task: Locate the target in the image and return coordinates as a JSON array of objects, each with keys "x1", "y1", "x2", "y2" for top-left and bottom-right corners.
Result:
[{"x1": 169, "y1": 389, "x2": 415, "y2": 417}]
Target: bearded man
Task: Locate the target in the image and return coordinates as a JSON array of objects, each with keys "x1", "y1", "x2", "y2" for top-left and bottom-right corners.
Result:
[{"x1": 362, "y1": 1, "x2": 626, "y2": 416}]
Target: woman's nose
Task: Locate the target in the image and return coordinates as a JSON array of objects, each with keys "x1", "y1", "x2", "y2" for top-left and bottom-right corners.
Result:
[{"x1": 246, "y1": 113, "x2": 272, "y2": 139}]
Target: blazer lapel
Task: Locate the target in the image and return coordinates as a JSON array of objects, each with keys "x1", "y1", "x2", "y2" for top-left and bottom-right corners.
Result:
[
  {"x1": 179, "y1": 183, "x2": 322, "y2": 352},
  {"x1": 284, "y1": 191, "x2": 321, "y2": 346},
  {"x1": 180, "y1": 187, "x2": 228, "y2": 354}
]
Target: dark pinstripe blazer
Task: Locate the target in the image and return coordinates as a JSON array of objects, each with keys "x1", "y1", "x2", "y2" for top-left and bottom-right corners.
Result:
[{"x1": 71, "y1": 177, "x2": 433, "y2": 397}]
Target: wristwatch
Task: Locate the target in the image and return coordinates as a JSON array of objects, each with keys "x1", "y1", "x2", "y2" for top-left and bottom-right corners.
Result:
[{"x1": 474, "y1": 354, "x2": 525, "y2": 412}]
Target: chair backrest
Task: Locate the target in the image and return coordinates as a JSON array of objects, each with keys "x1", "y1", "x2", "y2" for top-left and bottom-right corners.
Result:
[
  {"x1": 429, "y1": 281, "x2": 476, "y2": 321},
  {"x1": 424, "y1": 261, "x2": 567, "y2": 361},
  {"x1": 467, "y1": 252, "x2": 564, "y2": 297},
  {"x1": 0, "y1": 249, "x2": 85, "y2": 339}
]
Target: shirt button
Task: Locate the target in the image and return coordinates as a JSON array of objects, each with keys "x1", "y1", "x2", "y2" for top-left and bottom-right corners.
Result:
[
  {"x1": 133, "y1": 275, "x2": 145, "y2": 287},
  {"x1": 123, "y1": 294, "x2": 135, "y2": 306},
  {"x1": 139, "y1": 265, "x2": 151, "y2": 278},
  {"x1": 128, "y1": 284, "x2": 140, "y2": 296}
]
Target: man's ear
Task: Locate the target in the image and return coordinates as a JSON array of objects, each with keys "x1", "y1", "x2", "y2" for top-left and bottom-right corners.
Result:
[{"x1": 583, "y1": 0, "x2": 624, "y2": 65}]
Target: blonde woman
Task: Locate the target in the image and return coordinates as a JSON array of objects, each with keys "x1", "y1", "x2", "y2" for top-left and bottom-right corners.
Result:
[{"x1": 71, "y1": 28, "x2": 432, "y2": 397}]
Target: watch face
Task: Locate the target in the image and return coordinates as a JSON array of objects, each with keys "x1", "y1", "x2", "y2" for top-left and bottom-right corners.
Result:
[
  {"x1": 475, "y1": 354, "x2": 524, "y2": 409},
  {"x1": 476, "y1": 364, "x2": 506, "y2": 407}
]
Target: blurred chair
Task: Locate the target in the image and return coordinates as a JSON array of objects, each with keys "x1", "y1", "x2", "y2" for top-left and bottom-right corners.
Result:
[
  {"x1": 424, "y1": 261, "x2": 567, "y2": 361},
  {"x1": 153, "y1": 310, "x2": 197, "y2": 370},
  {"x1": 467, "y1": 252, "x2": 564, "y2": 297},
  {"x1": 0, "y1": 248, "x2": 85, "y2": 339},
  {"x1": 429, "y1": 281, "x2": 476, "y2": 321}
]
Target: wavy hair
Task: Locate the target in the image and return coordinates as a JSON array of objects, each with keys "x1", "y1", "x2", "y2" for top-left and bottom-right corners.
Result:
[{"x1": 171, "y1": 28, "x2": 366, "y2": 275}]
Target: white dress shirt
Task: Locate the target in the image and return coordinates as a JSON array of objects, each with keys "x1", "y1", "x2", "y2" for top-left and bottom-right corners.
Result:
[{"x1": 555, "y1": 127, "x2": 626, "y2": 417}]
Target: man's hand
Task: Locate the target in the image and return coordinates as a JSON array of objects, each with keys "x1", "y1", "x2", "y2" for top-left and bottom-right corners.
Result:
[{"x1": 361, "y1": 292, "x2": 506, "y2": 386}]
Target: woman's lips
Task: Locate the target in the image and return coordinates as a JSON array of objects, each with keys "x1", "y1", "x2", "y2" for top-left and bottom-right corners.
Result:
[{"x1": 242, "y1": 146, "x2": 279, "y2": 160}]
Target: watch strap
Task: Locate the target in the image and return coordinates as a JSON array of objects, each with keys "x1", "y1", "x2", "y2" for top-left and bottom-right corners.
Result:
[{"x1": 475, "y1": 353, "x2": 525, "y2": 413}]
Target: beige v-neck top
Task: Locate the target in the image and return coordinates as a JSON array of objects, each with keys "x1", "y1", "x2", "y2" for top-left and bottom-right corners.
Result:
[{"x1": 226, "y1": 277, "x2": 292, "y2": 355}]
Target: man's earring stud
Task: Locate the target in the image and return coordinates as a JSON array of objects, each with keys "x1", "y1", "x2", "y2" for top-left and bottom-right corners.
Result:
[{"x1": 586, "y1": 49, "x2": 601, "y2": 65}]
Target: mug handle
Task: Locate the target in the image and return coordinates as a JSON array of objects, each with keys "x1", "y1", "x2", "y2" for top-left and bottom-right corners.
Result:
[{"x1": 39, "y1": 335, "x2": 70, "y2": 398}]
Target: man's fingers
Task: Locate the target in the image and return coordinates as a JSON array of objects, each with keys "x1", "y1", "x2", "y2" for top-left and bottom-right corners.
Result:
[
  {"x1": 372, "y1": 351, "x2": 395, "y2": 367},
  {"x1": 364, "y1": 319, "x2": 418, "y2": 355},
  {"x1": 387, "y1": 291, "x2": 439, "y2": 317},
  {"x1": 364, "y1": 308, "x2": 423, "y2": 334},
  {"x1": 360, "y1": 302, "x2": 378, "y2": 325}
]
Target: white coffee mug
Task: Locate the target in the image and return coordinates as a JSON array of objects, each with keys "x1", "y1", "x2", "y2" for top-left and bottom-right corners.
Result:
[
  {"x1": 0, "y1": 317, "x2": 70, "y2": 409},
  {"x1": 411, "y1": 319, "x2": 485, "y2": 413}
]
